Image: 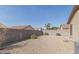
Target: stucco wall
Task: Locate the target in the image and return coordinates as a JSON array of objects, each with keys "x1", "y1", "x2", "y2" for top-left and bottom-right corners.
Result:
[
  {"x1": 70, "y1": 10, "x2": 79, "y2": 42},
  {"x1": 43, "y1": 29, "x2": 70, "y2": 37},
  {"x1": 0, "y1": 28, "x2": 43, "y2": 45}
]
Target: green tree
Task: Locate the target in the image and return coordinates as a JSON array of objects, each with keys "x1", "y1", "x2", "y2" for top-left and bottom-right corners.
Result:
[
  {"x1": 51, "y1": 27, "x2": 58, "y2": 30},
  {"x1": 45, "y1": 23, "x2": 51, "y2": 30}
]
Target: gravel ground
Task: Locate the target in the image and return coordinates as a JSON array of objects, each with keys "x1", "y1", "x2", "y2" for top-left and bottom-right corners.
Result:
[{"x1": 0, "y1": 35, "x2": 74, "y2": 54}]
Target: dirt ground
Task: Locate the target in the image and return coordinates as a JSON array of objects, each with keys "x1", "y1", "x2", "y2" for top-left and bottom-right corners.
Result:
[{"x1": 0, "y1": 35, "x2": 74, "y2": 54}]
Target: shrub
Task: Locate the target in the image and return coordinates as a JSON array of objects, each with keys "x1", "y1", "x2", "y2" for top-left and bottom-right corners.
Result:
[
  {"x1": 31, "y1": 34, "x2": 38, "y2": 39},
  {"x1": 0, "y1": 43, "x2": 5, "y2": 50},
  {"x1": 0, "y1": 39, "x2": 5, "y2": 47},
  {"x1": 44, "y1": 33, "x2": 49, "y2": 35},
  {"x1": 56, "y1": 33, "x2": 61, "y2": 36},
  {"x1": 51, "y1": 27, "x2": 58, "y2": 30}
]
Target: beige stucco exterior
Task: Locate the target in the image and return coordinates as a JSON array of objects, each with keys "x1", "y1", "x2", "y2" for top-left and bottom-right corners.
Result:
[
  {"x1": 60, "y1": 24, "x2": 71, "y2": 30},
  {"x1": 70, "y1": 10, "x2": 79, "y2": 42}
]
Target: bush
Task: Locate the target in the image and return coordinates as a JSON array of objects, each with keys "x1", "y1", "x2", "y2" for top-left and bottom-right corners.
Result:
[
  {"x1": 44, "y1": 33, "x2": 49, "y2": 35},
  {"x1": 51, "y1": 27, "x2": 58, "y2": 30},
  {"x1": 0, "y1": 39, "x2": 5, "y2": 47},
  {"x1": 31, "y1": 34, "x2": 38, "y2": 39},
  {"x1": 56, "y1": 33, "x2": 61, "y2": 36}
]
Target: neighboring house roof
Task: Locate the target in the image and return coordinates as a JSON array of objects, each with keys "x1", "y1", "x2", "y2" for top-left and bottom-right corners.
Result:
[
  {"x1": 60, "y1": 24, "x2": 70, "y2": 29},
  {"x1": 12, "y1": 25, "x2": 35, "y2": 30},
  {"x1": 0, "y1": 23, "x2": 7, "y2": 28},
  {"x1": 67, "y1": 5, "x2": 79, "y2": 24}
]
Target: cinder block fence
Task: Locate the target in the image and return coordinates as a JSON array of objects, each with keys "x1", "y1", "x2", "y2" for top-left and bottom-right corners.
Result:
[{"x1": 0, "y1": 28, "x2": 43, "y2": 46}]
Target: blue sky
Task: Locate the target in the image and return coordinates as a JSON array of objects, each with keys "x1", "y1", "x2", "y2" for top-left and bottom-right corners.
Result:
[{"x1": 0, "y1": 5, "x2": 73, "y2": 28}]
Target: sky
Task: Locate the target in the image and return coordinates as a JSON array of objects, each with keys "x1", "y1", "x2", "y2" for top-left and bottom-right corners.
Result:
[{"x1": 0, "y1": 5, "x2": 73, "y2": 28}]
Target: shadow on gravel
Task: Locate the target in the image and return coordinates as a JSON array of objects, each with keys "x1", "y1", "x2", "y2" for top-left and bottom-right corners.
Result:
[
  {"x1": 75, "y1": 41, "x2": 79, "y2": 54},
  {"x1": 0, "y1": 38, "x2": 30, "y2": 50}
]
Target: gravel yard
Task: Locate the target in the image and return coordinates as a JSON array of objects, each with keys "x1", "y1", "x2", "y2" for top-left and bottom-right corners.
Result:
[{"x1": 0, "y1": 35, "x2": 74, "y2": 54}]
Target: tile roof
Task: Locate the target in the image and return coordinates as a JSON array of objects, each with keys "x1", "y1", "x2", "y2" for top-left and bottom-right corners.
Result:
[
  {"x1": 12, "y1": 25, "x2": 34, "y2": 30},
  {"x1": 0, "y1": 23, "x2": 7, "y2": 28}
]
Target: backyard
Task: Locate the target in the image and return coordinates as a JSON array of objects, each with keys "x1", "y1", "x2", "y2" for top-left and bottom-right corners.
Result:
[{"x1": 0, "y1": 35, "x2": 74, "y2": 54}]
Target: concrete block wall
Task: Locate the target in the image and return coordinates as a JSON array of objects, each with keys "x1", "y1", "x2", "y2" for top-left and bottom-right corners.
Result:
[
  {"x1": 43, "y1": 29, "x2": 70, "y2": 37},
  {"x1": 0, "y1": 28, "x2": 43, "y2": 45}
]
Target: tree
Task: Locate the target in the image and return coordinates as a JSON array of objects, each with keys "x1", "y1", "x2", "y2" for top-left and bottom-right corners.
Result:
[
  {"x1": 51, "y1": 27, "x2": 58, "y2": 30},
  {"x1": 45, "y1": 23, "x2": 51, "y2": 30}
]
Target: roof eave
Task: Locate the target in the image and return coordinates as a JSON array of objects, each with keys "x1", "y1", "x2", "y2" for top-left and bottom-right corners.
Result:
[{"x1": 67, "y1": 5, "x2": 79, "y2": 24}]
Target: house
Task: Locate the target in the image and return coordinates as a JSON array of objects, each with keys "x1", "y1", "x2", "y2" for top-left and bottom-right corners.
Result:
[
  {"x1": 67, "y1": 5, "x2": 79, "y2": 42},
  {"x1": 60, "y1": 24, "x2": 71, "y2": 30},
  {"x1": 0, "y1": 23, "x2": 7, "y2": 28},
  {"x1": 12, "y1": 25, "x2": 35, "y2": 30}
]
